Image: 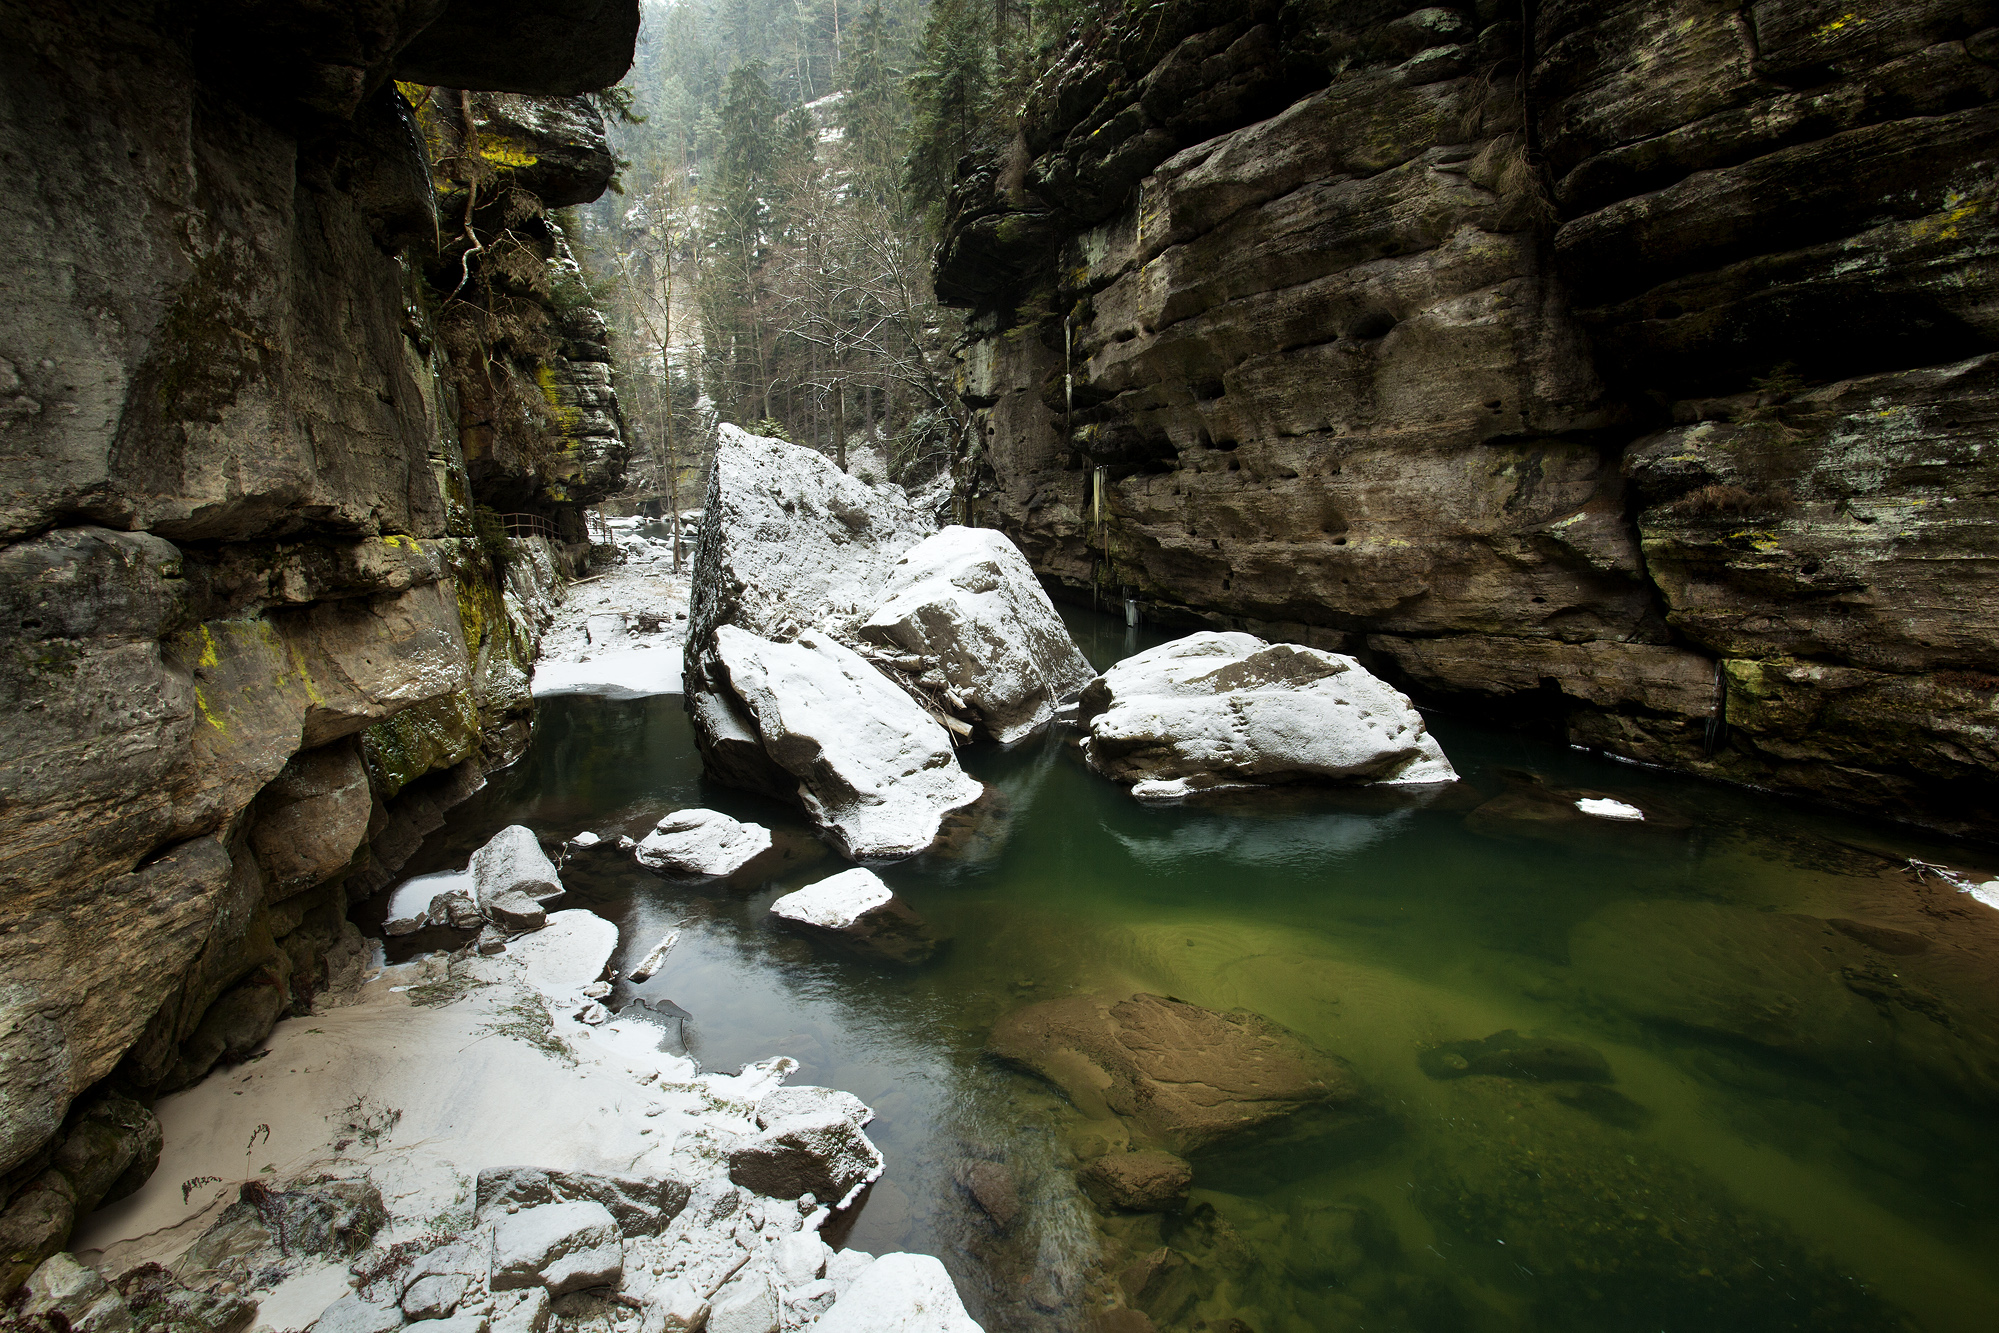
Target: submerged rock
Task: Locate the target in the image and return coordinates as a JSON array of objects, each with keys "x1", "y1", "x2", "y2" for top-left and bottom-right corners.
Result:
[
  {"x1": 1465, "y1": 773, "x2": 1692, "y2": 846},
  {"x1": 988, "y1": 992, "x2": 1366, "y2": 1155},
  {"x1": 1079, "y1": 1150, "x2": 1193, "y2": 1213},
  {"x1": 632, "y1": 809, "x2": 771, "y2": 878},
  {"x1": 768, "y1": 869, "x2": 942, "y2": 965},
  {"x1": 708, "y1": 628, "x2": 982, "y2": 859},
  {"x1": 1078, "y1": 633, "x2": 1457, "y2": 798},
  {"x1": 856, "y1": 525, "x2": 1096, "y2": 742},
  {"x1": 1417, "y1": 1030, "x2": 1613, "y2": 1084}
]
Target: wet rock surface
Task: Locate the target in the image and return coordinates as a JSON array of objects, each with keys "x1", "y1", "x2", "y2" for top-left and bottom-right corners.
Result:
[{"x1": 988, "y1": 992, "x2": 1367, "y2": 1156}]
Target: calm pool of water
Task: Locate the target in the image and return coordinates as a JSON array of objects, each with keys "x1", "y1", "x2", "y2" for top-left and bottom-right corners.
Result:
[{"x1": 392, "y1": 608, "x2": 1999, "y2": 1333}]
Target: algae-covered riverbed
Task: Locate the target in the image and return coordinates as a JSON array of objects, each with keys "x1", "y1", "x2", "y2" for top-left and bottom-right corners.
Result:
[{"x1": 387, "y1": 609, "x2": 1999, "y2": 1333}]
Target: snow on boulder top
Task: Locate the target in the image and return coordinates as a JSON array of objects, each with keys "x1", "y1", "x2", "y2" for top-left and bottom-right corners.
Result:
[
  {"x1": 472, "y1": 825, "x2": 563, "y2": 907},
  {"x1": 712, "y1": 627, "x2": 983, "y2": 859},
  {"x1": 1575, "y1": 797, "x2": 1645, "y2": 821},
  {"x1": 685, "y1": 426, "x2": 933, "y2": 683},
  {"x1": 858, "y1": 525, "x2": 1096, "y2": 743},
  {"x1": 634, "y1": 808, "x2": 771, "y2": 877},
  {"x1": 770, "y1": 868, "x2": 895, "y2": 931},
  {"x1": 1080, "y1": 631, "x2": 1458, "y2": 794}
]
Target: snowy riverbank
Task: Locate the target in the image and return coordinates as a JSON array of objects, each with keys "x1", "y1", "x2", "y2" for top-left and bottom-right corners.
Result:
[{"x1": 531, "y1": 519, "x2": 692, "y2": 699}]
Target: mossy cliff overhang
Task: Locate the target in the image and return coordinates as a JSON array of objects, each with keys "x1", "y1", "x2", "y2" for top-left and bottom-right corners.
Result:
[{"x1": 395, "y1": 0, "x2": 644, "y2": 96}]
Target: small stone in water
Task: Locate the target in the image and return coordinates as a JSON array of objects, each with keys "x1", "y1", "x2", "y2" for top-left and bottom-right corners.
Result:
[{"x1": 1575, "y1": 797, "x2": 1644, "y2": 821}]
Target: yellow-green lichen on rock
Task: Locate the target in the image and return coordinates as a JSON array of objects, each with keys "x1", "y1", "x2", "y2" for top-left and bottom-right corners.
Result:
[{"x1": 360, "y1": 689, "x2": 480, "y2": 799}]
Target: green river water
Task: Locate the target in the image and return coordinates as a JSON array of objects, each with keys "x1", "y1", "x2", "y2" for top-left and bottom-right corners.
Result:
[{"x1": 390, "y1": 607, "x2": 1999, "y2": 1333}]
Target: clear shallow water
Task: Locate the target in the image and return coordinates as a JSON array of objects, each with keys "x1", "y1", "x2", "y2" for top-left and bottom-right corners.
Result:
[{"x1": 389, "y1": 608, "x2": 1999, "y2": 1333}]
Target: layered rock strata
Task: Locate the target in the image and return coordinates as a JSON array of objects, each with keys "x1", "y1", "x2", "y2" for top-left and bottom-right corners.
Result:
[
  {"x1": 0, "y1": 0, "x2": 640, "y2": 1281},
  {"x1": 937, "y1": 0, "x2": 1999, "y2": 838}
]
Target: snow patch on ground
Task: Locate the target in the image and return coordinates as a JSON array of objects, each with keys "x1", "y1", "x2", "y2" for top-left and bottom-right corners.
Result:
[{"x1": 532, "y1": 522, "x2": 693, "y2": 698}]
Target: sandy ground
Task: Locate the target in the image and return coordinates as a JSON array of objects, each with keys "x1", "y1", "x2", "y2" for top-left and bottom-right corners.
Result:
[
  {"x1": 533, "y1": 519, "x2": 693, "y2": 698},
  {"x1": 70, "y1": 911, "x2": 809, "y2": 1331}
]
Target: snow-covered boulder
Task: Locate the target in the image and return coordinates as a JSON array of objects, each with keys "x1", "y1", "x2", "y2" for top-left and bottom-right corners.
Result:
[
  {"x1": 1080, "y1": 632, "x2": 1457, "y2": 797},
  {"x1": 633, "y1": 809, "x2": 771, "y2": 877},
  {"x1": 707, "y1": 628, "x2": 982, "y2": 859},
  {"x1": 472, "y1": 826, "x2": 563, "y2": 921},
  {"x1": 813, "y1": 1253, "x2": 983, "y2": 1333},
  {"x1": 489, "y1": 1200, "x2": 622, "y2": 1297},
  {"x1": 684, "y1": 426, "x2": 933, "y2": 664},
  {"x1": 768, "y1": 868, "x2": 941, "y2": 965},
  {"x1": 856, "y1": 526, "x2": 1095, "y2": 743},
  {"x1": 726, "y1": 1109, "x2": 885, "y2": 1207},
  {"x1": 684, "y1": 431, "x2": 1085, "y2": 858}
]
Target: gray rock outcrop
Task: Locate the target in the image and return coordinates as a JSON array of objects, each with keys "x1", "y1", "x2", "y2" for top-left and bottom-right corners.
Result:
[
  {"x1": 0, "y1": 0, "x2": 641, "y2": 1281},
  {"x1": 936, "y1": 0, "x2": 1999, "y2": 839},
  {"x1": 1079, "y1": 631, "x2": 1457, "y2": 798}
]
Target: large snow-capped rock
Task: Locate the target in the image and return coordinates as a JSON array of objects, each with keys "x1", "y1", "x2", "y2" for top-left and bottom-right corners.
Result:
[
  {"x1": 708, "y1": 628, "x2": 982, "y2": 859},
  {"x1": 1079, "y1": 632, "x2": 1458, "y2": 798},
  {"x1": 683, "y1": 426, "x2": 933, "y2": 668},
  {"x1": 856, "y1": 526, "x2": 1095, "y2": 743},
  {"x1": 684, "y1": 430, "x2": 1087, "y2": 857}
]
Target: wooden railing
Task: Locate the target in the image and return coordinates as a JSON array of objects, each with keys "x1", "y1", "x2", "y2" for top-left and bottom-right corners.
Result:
[{"x1": 497, "y1": 512, "x2": 557, "y2": 542}]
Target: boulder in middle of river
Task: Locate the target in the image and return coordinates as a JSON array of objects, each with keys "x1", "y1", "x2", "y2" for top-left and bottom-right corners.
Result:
[
  {"x1": 1078, "y1": 632, "x2": 1457, "y2": 799},
  {"x1": 988, "y1": 992, "x2": 1367, "y2": 1156},
  {"x1": 768, "y1": 868, "x2": 941, "y2": 965},
  {"x1": 706, "y1": 627, "x2": 983, "y2": 859},
  {"x1": 632, "y1": 808, "x2": 771, "y2": 877}
]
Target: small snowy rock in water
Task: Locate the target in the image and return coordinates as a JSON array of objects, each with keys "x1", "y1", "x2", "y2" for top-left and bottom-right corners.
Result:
[
  {"x1": 771, "y1": 869, "x2": 893, "y2": 930},
  {"x1": 580, "y1": 982, "x2": 611, "y2": 999},
  {"x1": 1574, "y1": 797, "x2": 1645, "y2": 821},
  {"x1": 473, "y1": 826, "x2": 564, "y2": 906},
  {"x1": 769, "y1": 869, "x2": 940, "y2": 965},
  {"x1": 812, "y1": 1252, "x2": 983, "y2": 1332},
  {"x1": 489, "y1": 1200, "x2": 623, "y2": 1297},
  {"x1": 706, "y1": 628, "x2": 983, "y2": 859},
  {"x1": 568, "y1": 831, "x2": 602, "y2": 849},
  {"x1": 1080, "y1": 631, "x2": 1457, "y2": 796},
  {"x1": 856, "y1": 525, "x2": 1096, "y2": 743},
  {"x1": 633, "y1": 808, "x2": 772, "y2": 877},
  {"x1": 576, "y1": 1002, "x2": 609, "y2": 1026},
  {"x1": 627, "y1": 931, "x2": 680, "y2": 982}
]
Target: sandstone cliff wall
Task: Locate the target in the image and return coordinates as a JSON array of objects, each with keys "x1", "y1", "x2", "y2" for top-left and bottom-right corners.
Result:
[
  {"x1": 938, "y1": 0, "x2": 1999, "y2": 839},
  {"x1": 0, "y1": 0, "x2": 639, "y2": 1284}
]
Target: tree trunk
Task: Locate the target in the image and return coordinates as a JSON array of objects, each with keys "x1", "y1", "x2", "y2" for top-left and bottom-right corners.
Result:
[{"x1": 834, "y1": 379, "x2": 847, "y2": 472}]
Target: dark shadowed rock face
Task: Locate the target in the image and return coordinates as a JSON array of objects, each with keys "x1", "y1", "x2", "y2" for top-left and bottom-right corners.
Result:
[
  {"x1": 0, "y1": 0, "x2": 638, "y2": 1281},
  {"x1": 937, "y1": 0, "x2": 1999, "y2": 838}
]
